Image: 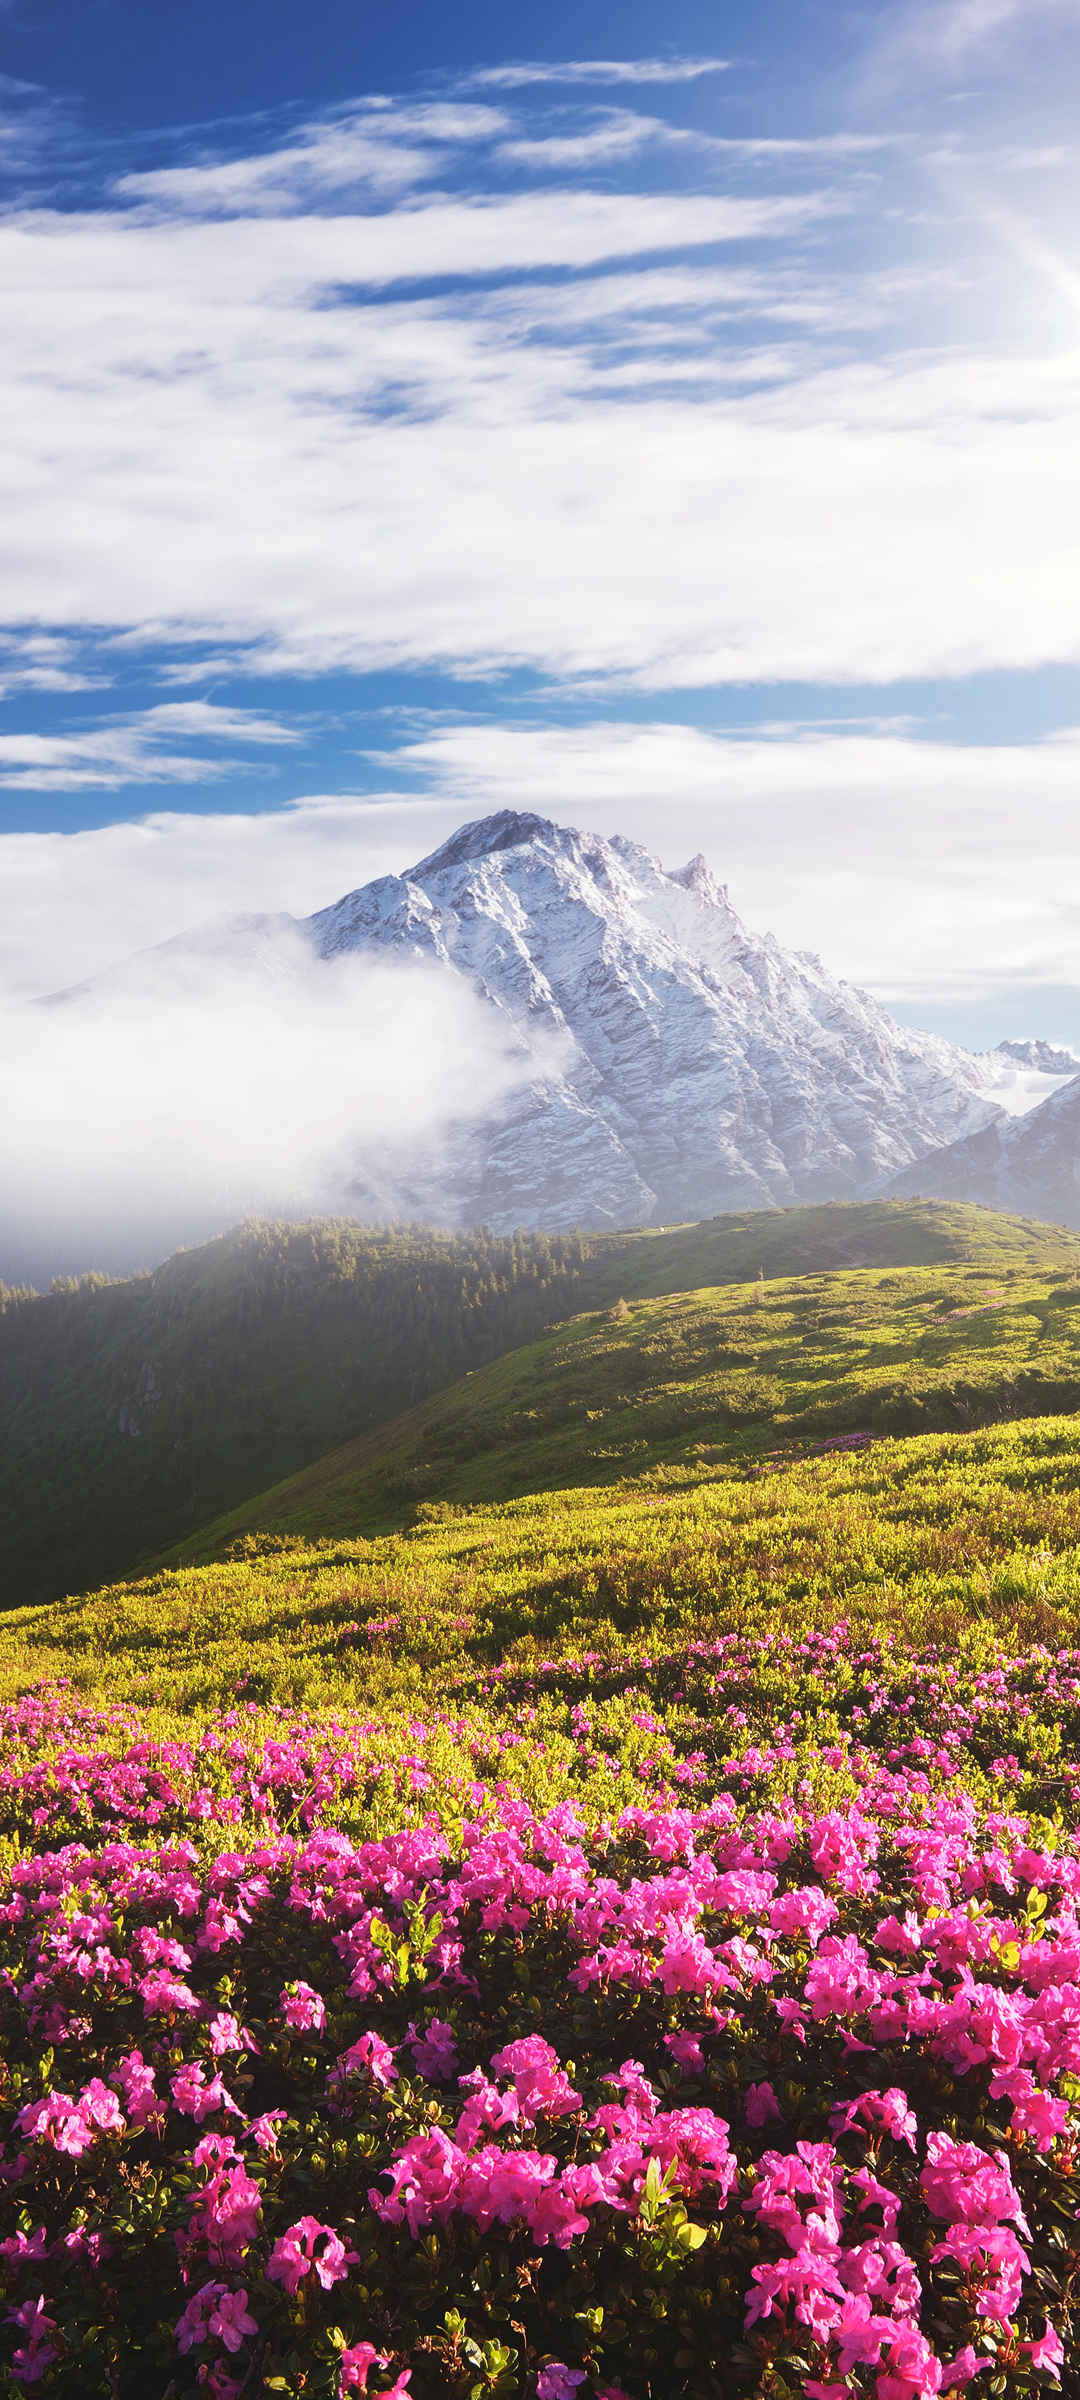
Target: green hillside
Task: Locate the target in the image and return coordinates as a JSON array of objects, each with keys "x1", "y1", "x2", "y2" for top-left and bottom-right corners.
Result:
[
  {"x1": 178, "y1": 1248, "x2": 1080, "y2": 1557},
  {"x1": 0, "y1": 1218, "x2": 592, "y2": 1608},
  {"x1": 2, "y1": 1197, "x2": 1076, "y2": 1608},
  {"x1": 6, "y1": 1408, "x2": 1080, "y2": 1715}
]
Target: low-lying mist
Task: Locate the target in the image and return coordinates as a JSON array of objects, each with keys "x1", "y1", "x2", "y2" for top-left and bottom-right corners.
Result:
[{"x1": 0, "y1": 927, "x2": 538, "y2": 1290}]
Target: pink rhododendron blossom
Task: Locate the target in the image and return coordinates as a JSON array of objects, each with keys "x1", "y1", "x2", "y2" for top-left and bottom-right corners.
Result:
[
  {"x1": 407, "y1": 2017, "x2": 458, "y2": 2081},
  {"x1": 266, "y1": 2215, "x2": 353, "y2": 2295},
  {"x1": 280, "y1": 1979, "x2": 326, "y2": 2033},
  {"x1": 1026, "y1": 2320, "x2": 1065, "y2": 2375},
  {"x1": 745, "y1": 2078, "x2": 781, "y2": 2127},
  {"x1": 7, "y1": 2295, "x2": 60, "y2": 2385},
  {"x1": 536, "y1": 2368, "x2": 587, "y2": 2400},
  {"x1": 336, "y1": 2030, "x2": 398, "y2": 2089},
  {"x1": 338, "y1": 2344, "x2": 388, "y2": 2394}
]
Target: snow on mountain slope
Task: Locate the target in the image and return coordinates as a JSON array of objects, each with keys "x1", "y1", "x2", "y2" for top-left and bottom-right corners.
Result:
[
  {"x1": 307, "y1": 810, "x2": 1010, "y2": 1229},
  {"x1": 891, "y1": 1071, "x2": 1080, "y2": 1230}
]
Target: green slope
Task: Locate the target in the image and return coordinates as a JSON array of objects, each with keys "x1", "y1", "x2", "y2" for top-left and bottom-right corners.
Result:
[
  {"x1": 8, "y1": 1410, "x2": 1080, "y2": 1716},
  {"x1": 177, "y1": 1241, "x2": 1080, "y2": 1559},
  {"x1": 0, "y1": 1219, "x2": 592, "y2": 1608},
  {"x1": 3, "y1": 1196, "x2": 1076, "y2": 1608}
]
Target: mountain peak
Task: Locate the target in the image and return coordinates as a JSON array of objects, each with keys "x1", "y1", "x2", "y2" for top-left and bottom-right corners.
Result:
[
  {"x1": 409, "y1": 810, "x2": 562, "y2": 881},
  {"x1": 669, "y1": 851, "x2": 729, "y2": 906}
]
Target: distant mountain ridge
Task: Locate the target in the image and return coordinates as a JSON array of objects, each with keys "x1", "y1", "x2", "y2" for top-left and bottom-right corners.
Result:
[{"x1": 893, "y1": 1071, "x2": 1080, "y2": 1228}]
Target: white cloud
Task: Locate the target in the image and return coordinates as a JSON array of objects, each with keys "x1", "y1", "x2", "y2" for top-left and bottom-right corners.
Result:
[
  {"x1": 0, "y1": 186, "x2": 881, "y2": 693},
  {"x1": 465, "y1": 58, "x2": 732, "y2": 90},
  {"x1": 0, "y1": 88, "x2": 1078, "y2": 730},
  {"x1": 117, "y1": 102, "x2": 510, "y2": 214},
  {"x1": 490, "y1": 116, "x2": 893, "y2": 175},
  {"x1": 708, "y1": 135, "x2": 894, "y2": 155},
  {"x1": 496, "y1": 113, "x2": 665, "y2": 170},
  {"x1": 0, "y1": 701, "x2": 299, "y2": 790},
  {"x1": 0, "y1": 634, "x2": 98, "y2": 696},
  {"x1": 0, "y1": 931, "x2": 537, "y2": 1282},
  {"x1": 7, "y1": 184, "x2": 1080, "y2": 696}
]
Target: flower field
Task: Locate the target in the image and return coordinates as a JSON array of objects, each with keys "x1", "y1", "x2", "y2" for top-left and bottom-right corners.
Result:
[
  {"x1": 6, "y1": 1398, "x2": 1080, "y2": 2395},
  {"x1": 6, "y1": 1401, "x2": 1080, "y2": 2380},
  {"x1": 5, "y1": 1621, "x2": 1080, "y2": 2396}
]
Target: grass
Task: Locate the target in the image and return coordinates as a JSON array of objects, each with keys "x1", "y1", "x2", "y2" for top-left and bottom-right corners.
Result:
[
  {"x1": 4, "y1": 1196, "x2": 1077, "y2": 1609},
  {"x1": 6, "y1": 1410, "x2": 1080, "y2": 1729},
  {"x1": 173, "y1": 1252, "x2": 1080, "y2": 1557}
]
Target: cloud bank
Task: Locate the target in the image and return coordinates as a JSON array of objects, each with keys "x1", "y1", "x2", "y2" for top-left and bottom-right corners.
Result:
[
  {"x1": 0, "y1": 931, "x2": 536, "y2": 1287},
  {"x1": 0, "y1": 66, "x2": 1076, "y2": 703}
]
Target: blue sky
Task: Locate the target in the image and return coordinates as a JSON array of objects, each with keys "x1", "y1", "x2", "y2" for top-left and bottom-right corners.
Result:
[{"x1": 3, "y1": 0, "x2": 1080, "y2": 1045}]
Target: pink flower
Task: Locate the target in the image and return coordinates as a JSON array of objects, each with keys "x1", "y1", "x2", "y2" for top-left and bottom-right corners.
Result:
[
  {"x1": 247, "y1": 2109, "x2": 286, "y2": 2152},
  {"x1": 663, "y1": 2030, "x2": 705, "y2": 2074},
  {"x1": 186, "y1": 2163, "x2": 262, "y2": 2269},
  {"x1": 336, "y1": 2030, "x2": 398, "y2": 2089},
  {"x1": 171, "y1": 2063, "x2": 239, "y2": 2122},
  {"x1": 1026, "y1": 2320, "x2": 1065, "y2": 2377},
  {"x1": 830, "y1": 2088, "x2": 917, "y2": 2149},
  {"x1": 207, "y1": 2012, "x2": 251, "y2": 2058},
  {"x1": 176, "y1": 2282, "x2": 227, "y2": 2356},
  {"x1": 488, "y1": 2035, "x2": 581, "y2": 2123},
  {"x1": 112, "y1": 2049, "x2": 161, "y2": 2128},
  {"x1": 920, "y1": 2134, "x2": 1029, "y2": 2233},
  {"x1": 537, "y1": 2368, "x2": 587, "y2": 2400},
  {"x1": 746, "y1": 2079, "x2": 781, "y2": 2128},
  {"x1": 7, "y1": 2294, "x2": 60, "y2": 2386},
  {"x1": 266, "y1": 2215, "x2": 353, "y2": 2296},
  {"x1": 407, "y1": 2018, "x2": 458, "y2": 2082},
  {"x1": 339, "y1": 2345, "x2": 387, "y2": 2395},
  {"x1": 280, "y1": 1980, "x2": 326, "y2": 2034},
  {"x1": 339, "y1": 2361, "x2": 412, "y2": 2400},
  {"x1": 207, "y1": 2289, "x2": 258, "y2": 2354}
]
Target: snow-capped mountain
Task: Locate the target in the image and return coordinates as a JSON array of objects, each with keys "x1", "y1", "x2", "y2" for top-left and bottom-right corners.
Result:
[
  {"x1": 302, "y1": 808, "x2": 1017, "y2": 1229},
  {"x1": 891, "y1": 1071, "x2": 1080, "y2": 1229},
  {"x1": 38, "y1": 809, "x2": 1071, "y2": 1239}
]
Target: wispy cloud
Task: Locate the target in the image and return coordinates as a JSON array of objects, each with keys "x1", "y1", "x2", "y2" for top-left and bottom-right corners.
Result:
[
  {"x1": 0, "y1": 635, "x2": 98, "y2": 697},
  {"x1": 117, "y1": 102, "x2": 509, "y2": 214},
  {"x1": 495, "y1": 112, "x2": 665, "y2": 171},
  {"x1": 0, "y1": 702, "x2": 299, "y2": 791},
  {"x1": 464, "y1": 58, "x2": 732, "y2": 90}
]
